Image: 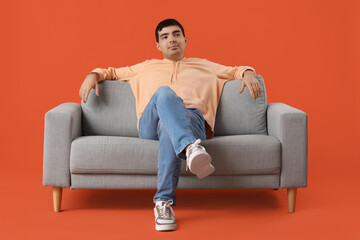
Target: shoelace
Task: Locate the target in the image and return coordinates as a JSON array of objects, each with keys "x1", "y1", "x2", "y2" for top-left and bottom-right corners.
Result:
[
  {"x1": 185, "y1": 139, "x2": 205, "y2": 171},
  {"x1": 158, "y1": 200, "x2": 175, "y2": 219}
]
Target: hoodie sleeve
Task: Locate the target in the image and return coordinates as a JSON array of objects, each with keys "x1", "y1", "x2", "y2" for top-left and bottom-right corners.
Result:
[
  {"x1": 91, "y1": 60, "x2": 149, "y2": 82},
  {"x1": 203, "y1": 59, "x2": 255, "y2": 80}
]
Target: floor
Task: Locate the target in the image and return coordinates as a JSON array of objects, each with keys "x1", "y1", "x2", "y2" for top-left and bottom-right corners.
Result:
[{"x1": 1, "y1": 154, "x2": 359, "y2": 240}]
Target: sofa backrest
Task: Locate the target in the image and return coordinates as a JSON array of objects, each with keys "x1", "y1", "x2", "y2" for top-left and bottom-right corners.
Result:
[
  {"x1": 214, "y1": 75, "x2": 267, "y2": 136},
  {"x1": 81, "y1": 75, "x2": 267, "y2": 137}
]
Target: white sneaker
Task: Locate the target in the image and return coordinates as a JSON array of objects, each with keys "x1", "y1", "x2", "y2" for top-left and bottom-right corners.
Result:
[
  {"x1": 186, "y1": 139, "x2": 215, "y2": 179},
  {"x1": 154, "y1": 200, "x2": 177, "y2": 231}
]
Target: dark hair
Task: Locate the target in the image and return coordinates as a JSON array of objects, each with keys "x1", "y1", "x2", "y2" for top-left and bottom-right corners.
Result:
[{"x1": 155, "y1": 19, "x2": 185, "y2": 43}]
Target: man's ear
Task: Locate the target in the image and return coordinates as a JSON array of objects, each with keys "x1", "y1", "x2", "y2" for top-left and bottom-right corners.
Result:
[
  {"x1": 185, "y1": 37, "x2": 188, "y2": 45},
  {"x1": 156, "y1": 42, "x2": 161, "y2": 51}
]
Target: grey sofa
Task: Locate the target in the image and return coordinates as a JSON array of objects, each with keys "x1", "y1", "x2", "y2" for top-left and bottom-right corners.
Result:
[{"x1": 43, "y1": 75, "x2": 308, "y2": 213}]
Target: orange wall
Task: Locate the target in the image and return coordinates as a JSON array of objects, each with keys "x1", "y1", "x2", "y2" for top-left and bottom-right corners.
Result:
[{"x1": 0, "y1": 0, "x2": 359, "y2": 186}]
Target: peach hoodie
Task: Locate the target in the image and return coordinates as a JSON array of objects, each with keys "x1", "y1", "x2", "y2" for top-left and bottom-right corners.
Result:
[{"x1": 92, "y1": 57, "x2": 255, "y2": 138}]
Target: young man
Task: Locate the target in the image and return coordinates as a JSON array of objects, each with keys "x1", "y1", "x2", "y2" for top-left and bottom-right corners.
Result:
[{"x1": 79, "y1": 19, "x2": 261, "y2": 231}]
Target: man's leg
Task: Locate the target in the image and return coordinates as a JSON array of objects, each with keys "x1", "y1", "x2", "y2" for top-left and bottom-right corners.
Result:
[
  {"x1": 153, "y1": 119, "x2": 182, "y2": 205},
  {"x1": 139, "y1": 85, "x2": 206, "y2": 196},
  {"x1": 153, "y1": 108, "x2": 207, "y2": 205},
  {"x1": 139, "y1": 86, "x2": 210, "y2": 231},
  {"x1": 139, "y1": 86, "x2": 197, "y2": 155}
]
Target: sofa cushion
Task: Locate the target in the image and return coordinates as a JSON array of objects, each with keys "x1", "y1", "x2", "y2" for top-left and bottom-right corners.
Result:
[
  {"x1": 70, "y1": 135, "x2": 280, "y2": 176},
  {"x1": 81, "y1": 75, "x2": 267, "y2": 137}
]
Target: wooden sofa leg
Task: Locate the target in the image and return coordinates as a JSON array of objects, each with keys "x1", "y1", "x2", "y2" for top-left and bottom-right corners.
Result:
[
  {"x1": 53, "y1": 187, "x2": 63, "y2": 212},
  {"x1": 287, "y1": 188, "x2": 297, "y2": 213}
]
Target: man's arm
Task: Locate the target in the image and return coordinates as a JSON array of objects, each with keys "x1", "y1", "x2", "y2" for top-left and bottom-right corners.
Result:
[
  {"x1": 204, "y1": 59, "x2": 260, "y2": 101},
  {"x1": 79, "y1": 60, "x2": 148, "y2": 103},
  {"x1": 240, "y1": 69, "x2": 261, "y2": 100}
]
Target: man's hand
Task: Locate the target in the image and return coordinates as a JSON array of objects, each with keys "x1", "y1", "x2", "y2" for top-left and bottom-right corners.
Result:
[
  {"x1": 239, "y1": 70, "x2": 261, "y2": 100},
  {"x1": 79, "y1": 72, "x2": 100, "y2": 103}
]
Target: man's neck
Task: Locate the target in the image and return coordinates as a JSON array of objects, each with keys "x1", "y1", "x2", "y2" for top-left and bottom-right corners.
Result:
[{"x1": 164, "y1": 56, "x2": 184, "y2": 62}]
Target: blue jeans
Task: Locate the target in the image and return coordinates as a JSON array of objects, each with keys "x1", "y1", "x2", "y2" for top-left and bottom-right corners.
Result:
[{"x1": 139, "y1": 86, "x2": 206, "y2": 206}]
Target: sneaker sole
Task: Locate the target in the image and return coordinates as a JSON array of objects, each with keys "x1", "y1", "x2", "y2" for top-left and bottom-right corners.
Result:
[
  {"x1": 155, "y1": 223, "x2": 177, "y2": 231},
  {"x1": 196, "y1": 164, "x2": 215, "y2": 179},
  {"x1": 188, "y1": 151, "x2": 214, "y2": 178}
]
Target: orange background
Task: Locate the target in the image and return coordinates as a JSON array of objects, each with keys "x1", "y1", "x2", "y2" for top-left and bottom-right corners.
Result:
[{"x1": 1, "y1": 0, "x2": 359, "y2": 239}]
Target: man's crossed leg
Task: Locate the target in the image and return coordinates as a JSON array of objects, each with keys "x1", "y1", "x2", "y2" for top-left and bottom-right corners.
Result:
[{"x1": 139, "y1": 86, "x2": 214, "y2": 231}]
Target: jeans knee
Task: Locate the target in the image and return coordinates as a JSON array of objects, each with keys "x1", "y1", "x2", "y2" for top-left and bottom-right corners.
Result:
[{"x1": 155, "y1": 86, "x2": 177, "y2": 102}]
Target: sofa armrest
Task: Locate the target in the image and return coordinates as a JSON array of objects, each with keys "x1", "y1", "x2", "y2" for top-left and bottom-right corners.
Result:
[
  {"x1": 267, "y1": 103, "x2": 308, "y2": 188},
  {"x1": 43, "y1": 103, "x2": 82, "y2": 188}
]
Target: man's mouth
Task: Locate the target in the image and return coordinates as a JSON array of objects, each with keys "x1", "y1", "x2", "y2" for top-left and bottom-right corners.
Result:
[{"x1": 169, "y1": 45, "x2": 178, "y2": 49}]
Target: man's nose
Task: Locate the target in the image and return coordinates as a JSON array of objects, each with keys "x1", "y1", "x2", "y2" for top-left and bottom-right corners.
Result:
[{"x1": 169, "y1": 36, "x2": 176, "y2": 42}]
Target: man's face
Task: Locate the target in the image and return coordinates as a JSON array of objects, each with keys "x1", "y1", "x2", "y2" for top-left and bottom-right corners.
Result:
[{"x1": 156, "y1": 25, "x2": 187, "y2": 61}]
